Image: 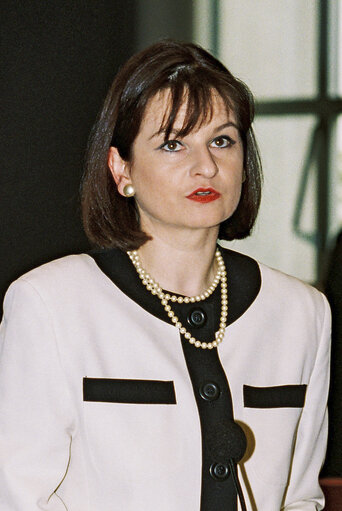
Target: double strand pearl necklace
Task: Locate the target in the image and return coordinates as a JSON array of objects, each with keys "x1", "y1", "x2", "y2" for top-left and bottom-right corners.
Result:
[{"x1": 127, "y1": 248, "x2": 228, "y2": 350}]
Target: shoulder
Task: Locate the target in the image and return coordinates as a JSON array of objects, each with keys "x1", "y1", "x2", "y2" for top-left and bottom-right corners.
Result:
[
  {"x1": 3, "y1": 254, "x2": 100, "y2": 310},
  {"x1": 221, "y1": 245, "x2": 325, "y2": 304},
  {"x1": 220, "y1": 246, "x2": 330, "y2": 331},
  {"x1": 258, "y1": 259, "x2": 327, "y2": 307},
  {"x1": 16, "y1": 254, "x2": 97, "y2": 287},
  {"x1": 257, "y1": 260, "x2": 330, "y2": 340}
]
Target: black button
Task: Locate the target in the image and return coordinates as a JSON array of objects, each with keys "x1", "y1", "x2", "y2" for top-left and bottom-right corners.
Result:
[
  {"x1": 199, "y1": 382, "x2": 220, "y2": 401},
  {"x1": 187, "y1": 308, "x2": 206, "y2": 328},
  {"x1": 210, "y1": 462, "x2": 230, "y2": 481}
]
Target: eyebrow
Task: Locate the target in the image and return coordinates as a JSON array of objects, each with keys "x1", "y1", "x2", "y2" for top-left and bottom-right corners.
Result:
[
  {"x1": 213, "y1": 122, "x2": 239, "y2": 133},
  {"x1": 149, "y1": 121, "x2": 239, "y2": 140}
]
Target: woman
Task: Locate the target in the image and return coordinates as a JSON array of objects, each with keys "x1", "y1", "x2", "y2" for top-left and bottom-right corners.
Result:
[{"x1": 0, "y1": 40, "x2": 330, "y2": 510}]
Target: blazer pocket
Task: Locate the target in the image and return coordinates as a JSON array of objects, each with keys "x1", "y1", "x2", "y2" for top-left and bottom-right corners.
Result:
[
  {"x1": 243, "y1": 384, "x2": 307, "y2": 408},
  {"x1": 83, "y1": 377, "x2": 177, "y2": 404}
]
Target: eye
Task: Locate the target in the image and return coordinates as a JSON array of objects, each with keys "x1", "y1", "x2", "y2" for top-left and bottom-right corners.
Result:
[
  {"x1": 159, "y1": 140, "x2": 183, "y2": 152},
  {"x1": 210, "y1": 135, "x2": 235, "y2": 148}
]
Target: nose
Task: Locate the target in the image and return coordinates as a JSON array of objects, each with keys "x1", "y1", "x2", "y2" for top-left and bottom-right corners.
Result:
[{"x1": 190, "y1": 147, "x2": 219, "y2": 178}]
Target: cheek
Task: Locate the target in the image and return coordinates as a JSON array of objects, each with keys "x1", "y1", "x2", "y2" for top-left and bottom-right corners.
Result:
[
  {"x1": 223, "y1": 158, "x2": 244, "y2": 190},
  {"x1": 131, "y1": 159, "x2": 179, "y2": 200},
  {"x1": 223, "y1": 167, "x2": 244, "y2": 212},
  {"x1": 228, "y1": 184, "x2": 243, "y2": 213},
  {"x1": 130, "y1": 151, "x2": 165, "y2": 186},
  {"x1": 129, "y1": 160, "x2": 152, "y2": 194},
  {"x1": 130, "y1": 167, "x2": 165, "y2": 213}
]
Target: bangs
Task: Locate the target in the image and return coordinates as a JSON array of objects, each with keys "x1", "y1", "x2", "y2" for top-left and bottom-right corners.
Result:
[{"x1": 157, "y1": 73, "x2": 234, "y2": 141}]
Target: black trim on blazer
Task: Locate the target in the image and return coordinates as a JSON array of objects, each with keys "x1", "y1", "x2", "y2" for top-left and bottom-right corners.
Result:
[
  {"x1": 88, "y1": 247, "x2": 262, "y2": 511},
  {"x1": 180, "y1": 335, "x2": 239, "y2": 510},
  {"x1": 89, "y1": 246, "x2": 261, "y2": 327},
  {"x1": 243, "y1": 384, "x2": 307, "y2": 408},
  {"x1": 83, "y1": 377, "x2": 176, "y2": 404}
]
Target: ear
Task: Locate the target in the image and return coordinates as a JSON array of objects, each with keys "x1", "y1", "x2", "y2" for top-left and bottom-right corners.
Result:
[{"x1": 107, "y1": 146, "x2": 131, "y2": 196}]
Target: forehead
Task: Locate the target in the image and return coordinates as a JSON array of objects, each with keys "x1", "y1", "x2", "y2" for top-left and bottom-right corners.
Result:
[{"x1": 139, "y1": 89, "x2": 236, "y2": 136}]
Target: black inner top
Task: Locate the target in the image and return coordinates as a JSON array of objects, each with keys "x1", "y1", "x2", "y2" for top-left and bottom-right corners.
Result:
[{"x1": 89, "y1": 246, "x2": 261, "y2": 511}]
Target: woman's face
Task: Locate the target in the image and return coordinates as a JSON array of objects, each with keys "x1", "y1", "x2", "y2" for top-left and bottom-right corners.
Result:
[{"x1": 113, "y1": 90, "x2": 244, "y2": 238}]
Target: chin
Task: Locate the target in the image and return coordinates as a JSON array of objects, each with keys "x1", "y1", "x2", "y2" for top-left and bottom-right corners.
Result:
[
  {"x1": 183, "y1": 219, "x2": 223, "y2": 231},
  {"x1": 186, "y1": 210, "x2": 235, "y2": 229}
]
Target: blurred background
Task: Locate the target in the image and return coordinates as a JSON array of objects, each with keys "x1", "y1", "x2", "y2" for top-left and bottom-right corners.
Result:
[{"x1": 1, "y1": 0, "x2": 341, "y2": 499}]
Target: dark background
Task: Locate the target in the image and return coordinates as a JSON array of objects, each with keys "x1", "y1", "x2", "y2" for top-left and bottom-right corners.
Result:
[{"x1": 0, "y1": 0, "x2": 193, "y2": 309}]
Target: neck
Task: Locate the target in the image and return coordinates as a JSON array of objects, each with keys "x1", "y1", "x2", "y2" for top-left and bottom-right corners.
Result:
[{"x1": 134, "y1": 227, "x2": 220, "y2": 297}]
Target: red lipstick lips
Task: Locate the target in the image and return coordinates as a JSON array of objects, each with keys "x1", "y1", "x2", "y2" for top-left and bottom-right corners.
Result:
[{"x1": 186, "y1": 187, "x2": 221, "y2": 203}]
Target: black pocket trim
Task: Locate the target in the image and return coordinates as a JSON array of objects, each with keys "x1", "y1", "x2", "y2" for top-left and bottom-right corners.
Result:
[
  {"x1": 243, "y1": 384, "x2": 307, "y2": 408},
  {"x1": 83, "y1": 378, "x2": 176, "y2": 404}
]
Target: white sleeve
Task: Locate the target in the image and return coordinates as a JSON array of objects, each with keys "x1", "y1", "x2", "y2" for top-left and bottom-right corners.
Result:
[
  {"x1": 282, "y1": 293, "x2": 331, "y2": 510},
  {"x1": 0, "y1": 279, "x2": 76, "y2": 510}
]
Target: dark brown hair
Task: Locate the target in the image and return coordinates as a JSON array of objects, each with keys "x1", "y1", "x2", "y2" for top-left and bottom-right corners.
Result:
[{"x1": 82, "y1": 40, "x2": 262, "y2": 250}]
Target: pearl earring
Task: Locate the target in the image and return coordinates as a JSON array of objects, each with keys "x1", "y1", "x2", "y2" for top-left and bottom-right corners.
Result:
[{"x1": 123, "y1": 184, "x2": 135, "y2": 197}]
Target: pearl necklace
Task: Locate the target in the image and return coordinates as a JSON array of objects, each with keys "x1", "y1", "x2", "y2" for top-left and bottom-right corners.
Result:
[{"x1": 127, "y1": 249, "x2": 228, "y2": 350}]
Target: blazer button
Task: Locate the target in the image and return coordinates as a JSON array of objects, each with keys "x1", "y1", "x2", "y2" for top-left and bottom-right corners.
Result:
[
  {"x1": 210, "y1": 462, "x2": 230, "y2": 481},
  {"x1": 199, "y1": 382, "x2": 220, "y2": 401},
  {"x1": 187, "y1": 308, "x2": 206, "y2": 328}
]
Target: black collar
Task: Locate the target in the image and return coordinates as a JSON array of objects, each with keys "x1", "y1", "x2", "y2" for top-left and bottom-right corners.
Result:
[{"x1": 89, "y1": 246, "x2": 261, "y2": 328}]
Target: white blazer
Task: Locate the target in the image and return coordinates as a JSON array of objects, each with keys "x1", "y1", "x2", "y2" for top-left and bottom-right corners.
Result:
[{"x1": 0, "y1": 249, "x2": 331, "y2": 510}]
